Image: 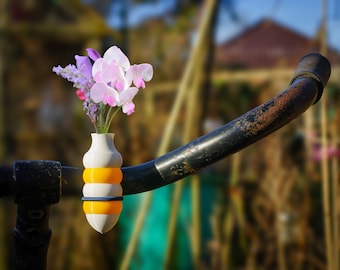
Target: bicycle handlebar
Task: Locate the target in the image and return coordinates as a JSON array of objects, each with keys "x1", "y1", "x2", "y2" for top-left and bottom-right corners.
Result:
[
  {"x1": 0, "y1": 53, "x2": 332, "y2": 197},
  {"x1": 121, "y1": 53, "x2": 331, "y2": 195}
]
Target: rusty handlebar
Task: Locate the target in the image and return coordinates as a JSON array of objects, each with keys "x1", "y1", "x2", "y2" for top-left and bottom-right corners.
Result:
[
  {"x1": 0, "y1": 53, "x2": 331, "y2": 196},
  {"x1": 121, "y1": 53, "x2": 331, "y2": 195}
]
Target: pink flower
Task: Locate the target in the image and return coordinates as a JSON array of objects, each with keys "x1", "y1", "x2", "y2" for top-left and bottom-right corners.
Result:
[
  {"x1": 127, "y1": 64, "x2": 153, "y2": 89},
  {"x1": 91, "y1": 82, "x2": 119, "y2": 107},
  {"x1": 90, "y1": 46, "x2": 153, "y2": 116},
  {"x1": 53, "y1": 45, "x2": 153, "y2": 133},
  {"x1": 102, "y1": 46, "x2": 130, "y2": 71},
  {"x1": 92, "y1": 59, "x2": 129, "y2": 91},
  {"x1": 76, "y1": 89, "x2": 86, "y2": 100},
  {"x1": 118, "y1": 87, "x2": 139, "y2": 115}
]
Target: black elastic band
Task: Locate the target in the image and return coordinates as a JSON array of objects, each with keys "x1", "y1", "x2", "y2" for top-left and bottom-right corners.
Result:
[{"x1": 82, "y1": 196, "x2": 123, "y2": 201}]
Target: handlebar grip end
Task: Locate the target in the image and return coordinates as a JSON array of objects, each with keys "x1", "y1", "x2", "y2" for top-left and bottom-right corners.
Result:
[{"x1": 290, "y1": 53, "x2": 331, "y2": 103}]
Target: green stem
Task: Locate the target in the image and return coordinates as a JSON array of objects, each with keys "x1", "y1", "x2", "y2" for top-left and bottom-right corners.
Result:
[
  {"x1": 104, "y1": 106, "x2": 113, "y2": 131},
  {"x1": 103, "y1": 106, "x2": 121, "y2": 133},
  {"x1": 97, "y1": 103, "x2": 106, "y2": 133}
]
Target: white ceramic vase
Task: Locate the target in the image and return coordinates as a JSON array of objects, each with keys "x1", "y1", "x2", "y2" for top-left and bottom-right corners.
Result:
[{"x1": 82, "y1": 133, "x2": 123, "y2": 234}]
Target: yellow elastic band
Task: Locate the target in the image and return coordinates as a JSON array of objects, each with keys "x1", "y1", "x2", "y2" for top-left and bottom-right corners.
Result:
[
  {"x1": 83, "y1": 201, "x2": 123, "y2": 214},
  {"x1": 83, "y1": 167, "x2": 122, "y2": 184}
]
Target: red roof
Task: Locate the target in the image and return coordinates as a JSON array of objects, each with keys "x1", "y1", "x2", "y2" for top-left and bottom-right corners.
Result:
[{"x1": 214, "y1": 18, "x2": 340, "y2": 69}]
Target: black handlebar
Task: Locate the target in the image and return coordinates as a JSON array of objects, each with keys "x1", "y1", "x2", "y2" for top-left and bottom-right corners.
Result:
[{"x1": 121, "y1": 53, "x2": 331, "y2": 195}]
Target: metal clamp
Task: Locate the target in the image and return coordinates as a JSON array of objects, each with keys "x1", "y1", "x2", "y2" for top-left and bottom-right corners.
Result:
[{"x1": 13, "y1": 160, "x2": 61, "y2": 270}]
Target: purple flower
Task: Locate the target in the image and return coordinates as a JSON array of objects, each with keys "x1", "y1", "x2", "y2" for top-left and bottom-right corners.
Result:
[
  {"x1": 53, "y1": 45, "x2": 153, "y2": 133},
  {"x1": 75, "y1": 55, "x2": 92, "y2": 81},
  {"x1": 86, "y1": 48, "x2": 101, "y2": 61}
]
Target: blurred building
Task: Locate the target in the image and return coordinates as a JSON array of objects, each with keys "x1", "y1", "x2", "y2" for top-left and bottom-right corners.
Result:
[{"x1": 214, "y1": 18, "x2": 340, "y2": 70}]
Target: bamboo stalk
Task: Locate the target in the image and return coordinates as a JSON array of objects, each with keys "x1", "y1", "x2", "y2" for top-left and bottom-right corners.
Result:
[
  {"x1": 331, "y1": 121, "x2": 339, "y2": 270},
  {"x1": 191, "y1": 174, "x2": 201, "y2": 269},
  {"x1": 272, "y1": 143, "x2": 286, "y2": 270},
  {"x1": 220, "y1": 152, "x2": 241, "y2": 269},
  {"x1": 164, "y1": 1, "x2": 217, "y2": 268},
  {"x1": 121, "y1": 0, "x2": 216, "y2": 266},
  {"x1": 221, "y1": 203, "x2": 235, "y2": 269},
  {"x1": 157, "y1": 0, "x2": 216, "y2": 155},
  {"x1": 164, "y1": 180, "x2": 184, "y2": 269},
  {"x1": 209, "y1": 205, "x2": 222, "y2": 269},
  {"x1": 277, "y1": 209, "x2": 286, "y2": 270},
  {"x1": 298, "y1": 104, "x2": 314, "y2": 270},
  {"x1": 320, "y1": 92, "x2": 333, "y2": 270},
  {"x1": 318, "y1": 1, "x2": 334, "y2": 269},
  {"x1": 164, "y1": 26, "x2": 206, "y2": 270},
  {"x1": 185, "y1": 63, "x2": 204, "y2": 269}
]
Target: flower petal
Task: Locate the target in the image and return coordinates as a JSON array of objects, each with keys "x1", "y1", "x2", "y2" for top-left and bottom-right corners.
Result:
[
  {"x1": 122, "y1": 102, "x2": 135, "y2": 115},
  {"x1": 138, "y1": 63, "x2": 153, "y2": 81},
  {"x1": 102, "y1": 64, "x2": 128, "y2": 89},
  {"x1": 92, "y1": 57, "x2": 131, "y2": 92},
  {"x1": 90, "y1": 82, "x2": 119, "y2": 106},
  {"x1": 86, "y1": 48, "x2": 101, "y2": 61},
  {"x1": 75, "y1": 55, "x2": 92, "y2": 79},
  {"x1": 118, "y1": 87, "x2": 138, "y2": 106},
  {"x1": 100, "y1": 63, "x2": 120, "y2": 83},
  {"x1": 103, "y1": 46, "x2": 130, "y2": 71},
  {"x1": 133, "y1": 76, "x2": 145, "y2": 89},
  {"x1": 92, "y1": 58, "x2": 105, "y2": 81},
  {"x1": 76, "y1": 89, "x2": 86, "y2": 100},
  {"x1": 126, "y1": 64, "x2": 153, "y2": 88}
]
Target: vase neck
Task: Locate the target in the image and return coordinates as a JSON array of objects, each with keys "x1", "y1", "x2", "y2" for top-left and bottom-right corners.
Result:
[{"x1": 83, "y1": 133, "x2": 122, "y2": 168}]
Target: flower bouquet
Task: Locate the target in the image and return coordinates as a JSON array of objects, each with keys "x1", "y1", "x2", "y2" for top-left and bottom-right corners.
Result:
[{"x1": 53, "y1": 46, "x2": 153, "y2": 233}]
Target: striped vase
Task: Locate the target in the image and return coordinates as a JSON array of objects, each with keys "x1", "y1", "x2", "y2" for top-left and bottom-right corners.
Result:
[{"x1": 82, "y1": 133, "x2": 123, "y2": 234}]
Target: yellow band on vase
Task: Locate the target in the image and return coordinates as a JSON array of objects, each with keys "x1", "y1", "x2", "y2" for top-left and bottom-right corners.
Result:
[
  {"x1": 83, "y1": 167, "x2": 123, "y2": 184},
  {"x1": 83, "y1": 201, "x2": 123, "y2": 214}
]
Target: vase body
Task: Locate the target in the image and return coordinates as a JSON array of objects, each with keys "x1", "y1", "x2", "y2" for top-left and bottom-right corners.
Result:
[{"x1": 82, "y1": 133, "x2": 123, "y2": 234}]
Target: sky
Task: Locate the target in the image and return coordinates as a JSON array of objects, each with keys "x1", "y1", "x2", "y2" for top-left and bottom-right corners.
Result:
[
  {"x1": 220, "y1": 0, "x2": 340, "y2": 51},
  {"x1": 102, "y1": 0, "x2": 340, "y2": 52}
]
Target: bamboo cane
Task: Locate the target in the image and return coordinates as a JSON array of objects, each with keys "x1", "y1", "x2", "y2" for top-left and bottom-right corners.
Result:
[
  {"x1": 220, "y1": 152, "x2": 242, "y2": 269},
  {"x1": 330, "y1": 120, "x2": 339, "y2": 270},
  {"x1": 319, "y1": 1, "x2": 335, "y2": 269},
  {"x1": 121, "y1": 1, "x2": 217, "y2": 268},
  {"x1": 320, "y1": 88, "x2": 332, "y2": 270},
  {"x1": 164, "y1": 50, "x2": 205, "y2": 269},
  {"x1": 296, "y1": 104, "x2": 314, "y2": 270},
  {"x1": 164, "y1": 3, "x2": 215, "y2": 266}
]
